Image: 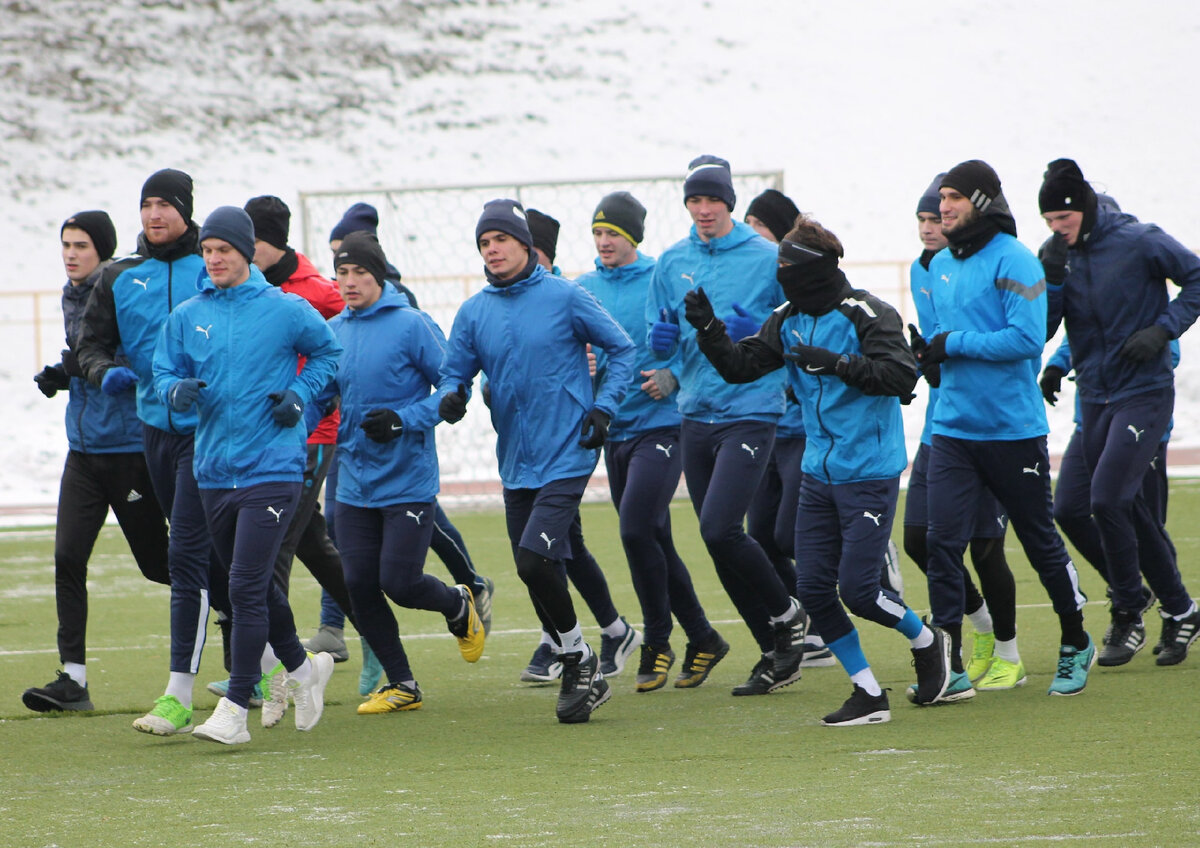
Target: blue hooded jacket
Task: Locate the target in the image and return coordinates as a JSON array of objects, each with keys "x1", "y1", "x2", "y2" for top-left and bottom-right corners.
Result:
[
  {"x1": 61, "y1": 263, "x2": 143, "y2": 453},
  {"x1": 329, "y1": 286, "x2": 451, "y2": 507},
  {"x1": 441, "y1": 263, "x2": 636, "y2": 490},
  {"x1": 910, "y1": 252, "x2": 941, "y2": 446},
  {"x1": 152, "y1": 266, "x2": 342, "y2": 489},
  {"x1": 1046, "y1": 204, "x2": 1200, "y2": 404},
  {"x1": 576, "y1": 252, "x2": 682, "y2": 440},
  {"x1": 647, "y1": 221, "x2": 786, "y2": 423}
]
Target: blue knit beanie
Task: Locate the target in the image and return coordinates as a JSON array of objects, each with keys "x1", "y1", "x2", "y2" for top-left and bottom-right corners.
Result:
[
  {"x1": 199, "y1": 206, "x2": 256, "y2": 262},
  {"x1": 683, "y1": 155, "x2": 736, "y2": 211},
  {"x1": 329, "y1": 202, "x2": 380, "y2": 242},
  {"x1": 475, "y1": 199, "x2": 534, "y2": 251},
  {"x1": 917, "y1": 173, "x2": 946, "y2": 216}
]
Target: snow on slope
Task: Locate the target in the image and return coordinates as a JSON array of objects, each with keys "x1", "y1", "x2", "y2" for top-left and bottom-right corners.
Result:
[{"x1": 3, "y1": 0, "x2": 1200, "y2": 506}]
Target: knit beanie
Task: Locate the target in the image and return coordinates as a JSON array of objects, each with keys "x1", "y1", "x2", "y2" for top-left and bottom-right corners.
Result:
[
  {"x1": 683, "y1": 154, "x2": 736, "y2": 211},
  {"x1": 199, "y1": 206, "x2": 256, "y2": 263},
  {"x1": 592, "y1": 191, "x2": 646, "y2": 246},
  {"x1": 745, "y1": 189, "x2": 799, "y2": 242},
  {"x1": 475, "y1": 199, "x2": 534, "y2": 251},
  {"x1": 329, "y1": 202, "x2": 380, "y2": 242},
  {"x1": 61, "y1": 210, "x2": 117, "y2": 261},
  {"x1": 1038, "y1": 158, "x2": 1097, "y2": 214},
  {"x1": 916, "y1": 173, "x2": 946, "y2": 216},
  {"x1": 244, "y1": 195, "x2": 291, "y2": 250},
  {"x1": 333, "y1": 231, "x2": 389, "y2": 288},
  {"x1": 525, "y1": 209, "x2": 560, "y2": 262},
  {"x1": 940, "y1": 160, "x2": 1002, "y2": 212},
  {"x1": 141, "y1": 168, "x2": 194, "y2": 221}
]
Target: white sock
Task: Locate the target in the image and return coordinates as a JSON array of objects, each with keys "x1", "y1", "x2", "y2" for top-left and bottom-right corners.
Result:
[
  {"x1": 557, "y1": 624, "x2": 587, "y2": 658},
  {"x1": 539, "y1": 630, "x2": 556, "y2": 647},
  {"x1": 600, "y1": 617, "x2": 627, "y2": 639},
  {"x1": 63, "y1": 662, "x2": 87, "y2": 687},
  {"x1": 850, "y1": 668, "x2": 882, "y2": 697},
  {"x1": 994, "y1": 637, "x2": 1020, "y2": 664},
  {"x1": 768, "y1": 597, "x2": 800, "y2": 626},
  {"x1": 909, "y1": 626, "x2": 934, "y2": 650},
  {"x1": 165, "y1": 672, "x2": 196, "y2": 707},
  {"x1": 967, "y1": 602, "x2": 994, "y2": 634},
  {"x1": 1173, "y1": 601, "x2": 1198, "y2": 621},
  {"x1": 288, "y1": 656, "x2": 313, "y2": 683},
  {"x1": 259, "y1": 644, "x2": 280, "y2": 675}
]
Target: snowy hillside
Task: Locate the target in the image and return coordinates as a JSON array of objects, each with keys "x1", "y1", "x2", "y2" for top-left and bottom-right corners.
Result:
[{"x1": 4, "y1": 0, "x2": 1200, "y2": 508}]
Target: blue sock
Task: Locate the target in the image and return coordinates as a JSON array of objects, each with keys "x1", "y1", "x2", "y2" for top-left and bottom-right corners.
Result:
[
  {"x1": 894, "y1": 607, "x2": 924, "y2": 641},
  {"x1": 827, "y1": 629, "x2": 868, "y2": 677}
]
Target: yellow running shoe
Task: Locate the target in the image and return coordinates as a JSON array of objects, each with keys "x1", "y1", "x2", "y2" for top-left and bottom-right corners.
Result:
[
  {"x1": 975, "y1": 656, "x2": 1026, "y2": 690},
  {"x1": 448, "y1": 585, "x2": 485, "y2": 662},
  {"x1": 967, "y1": 632, "x2": 996, "y2": 682},
  {"x1": 357, "y1": 682, "x2": 423, "y2": 714}
]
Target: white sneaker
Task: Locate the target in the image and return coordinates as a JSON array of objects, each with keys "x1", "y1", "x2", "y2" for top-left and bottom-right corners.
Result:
[
  {"x1": 261, "y1": 663, "x2": 288, "y2": 729},
  {"x1": 193, "y1": 697, "x2": 251, "y2": 745},
  {"x1": 290, "y1": 652, "x2": 335, "y2": 731}
]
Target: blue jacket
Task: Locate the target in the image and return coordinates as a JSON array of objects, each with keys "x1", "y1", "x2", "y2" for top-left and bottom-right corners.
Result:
[
  {"x1": 647, "y1": 221, "x2": 786, "y2": 423},
  {"x1": 910, "y1": 253, "x2": 940, "y2": 446},
  {"x1": 76, "y1": 228, "x2": 206, "y2": 434},
  {"x1": 61, "y1": 264, "x2": 143, "y2": 453},
  {"x1": 151, "y1": 267, "x2": 342, "y2": 489},
  {"x1": 576, "y1": 253, "x2": 681, "y2": 440},
  {"x1": 1047, "y1": 205, "x2": 1200, "y2": 404},
  {"x1": 927, "y1": 232, "x2": 1048, "y2": 441},
  {"x1": 696, "y1": 278, "x2": 916, "y2": 485},
  {"x1": 329, "y1": 287, "x2": 450, "y2": 507},
  {"x1": 441, "y1": 264, "x2": 636, "y2": 490}
]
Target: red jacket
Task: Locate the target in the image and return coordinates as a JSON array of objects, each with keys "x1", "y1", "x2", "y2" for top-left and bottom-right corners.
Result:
[{"x1": 283, "y1": 252, "x2": 344, "y2": 444}]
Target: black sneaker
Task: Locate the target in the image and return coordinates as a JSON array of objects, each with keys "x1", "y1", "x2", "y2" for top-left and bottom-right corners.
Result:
[
  {"x1": 1097, "y1": 608, "x2": 1145, "y2": 666},
  {"x1": 22, "y1": 671, "x2": 94, "y2": 712},
  {"x1": 674, "y1": 631, "x2": 730, "y2": 689},
  {"x1": 599, "y1": 616, "x2": 642, "y2": 676},
  {"x1": 771, "y1": 605, "x2": 806, "y2": 690},
  {"x1": 1156, "y1": 605, "x2": 1200, "y2": 666},
  {"x1": 821, "y1": 685, "x2": 891, "y2": 726},
  {"x1": 910, "y1": 625, "x2": 951, "y2": 705},
  {"x1": 635, "y1": 644, "x2": 675, "y2": 693},
  {"x1": 732, "y1": 654, "x2": 775, "y2": 696},
  {"x1": 556, "y1": 650, "x2": 611, "y2": 723}
]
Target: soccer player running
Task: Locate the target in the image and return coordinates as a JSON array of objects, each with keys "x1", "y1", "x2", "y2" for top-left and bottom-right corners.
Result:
[
  {"x1": 439, "y1": 199, "x2": 636, "y2": 723},
  {"x1": 904, "y1": 175, "x2": 1016, "y2": 690},
  {"x1": 688, "y1": 213, "x2": 950, "y2": 725},
  {"x1": 23, "y1": 211, "x2": 171, "y2": 714},
  {"x1": 152, "y1": 206, "x2": 342, "y2": 745},
  {"x1": 327, "y1": 232, "x2": 485, "y2": 715},
  {"x1": 576, "y1": 191, "x2": 727, "y2": 692},
  {"x1": 76, "y1": 169, "x2": 221, "y2": 735},
  {"x1": 916, "y1": 160, "x2": 1093, "y2": 697},
  {"x1": 1039, "y1": 158, "x2": 1200, "y2": 666},
  {"x1": 647, "y1": 156, "x2": 807, "y2": 696}
]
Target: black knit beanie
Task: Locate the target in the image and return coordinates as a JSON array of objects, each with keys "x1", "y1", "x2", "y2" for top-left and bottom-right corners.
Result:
[
  {"x1": 141, "y1": 168, "x2": 194, "y2": 221},
  {"x1": 62, "y1": 210, "x2": 117, "y2": 261},
  {"x1": 525, "y1": 209, "x2": 560, "y2": 263},
  {"x1": 1038, "y1": 158, "x2": 1097, "y2": 214},
  {"x1": 333, "y1": 231, "x2": 388, "y2": 287},
  {"x1": 940, "y1": 160, "x2": 1002, "y2": 212},
  {"x1": 683, "y1": 155, "x2": 736, "y2": 211},
  {"x1": 745, "y1": 189, "x2": 799, "y2": 242},
  {"x1": 244, "y1": 195, "x2": 291, "y2": 250}
]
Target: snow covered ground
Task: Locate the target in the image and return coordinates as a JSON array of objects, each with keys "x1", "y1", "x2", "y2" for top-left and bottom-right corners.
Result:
[{"x1": 4, "y1": 0, "x2": 1200, "y2": 513}]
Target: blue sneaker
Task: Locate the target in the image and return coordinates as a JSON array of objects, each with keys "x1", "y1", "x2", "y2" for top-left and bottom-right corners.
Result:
[
  {"x1": 360, "y1": 640, "x2": 384, "y2": 696},
  {"x1": 520, "y1": 643, "x2": 562, "y2": 683},
  {"x1": 206, "y1": 677, "x2": 263, "y2": 708},
  {"x1": 906, "y1": 669, "x2": 975, "y2": 704},
  {"x1": 1048, "y1": 635, "x2": 1096, "y2": 696}
]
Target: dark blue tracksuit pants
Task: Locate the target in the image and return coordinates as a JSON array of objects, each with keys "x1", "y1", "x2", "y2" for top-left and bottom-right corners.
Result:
[
  {"x1": 561, "y1": 512, "x2": 619, "y2": 629},
  {"x1": 794, "y1": 475, "x2": 908, "y2": 645},
  {"x1": 337, "y1": 501, "x2": 459, "y2": 685},
  {"x1": 681, "y1": 419, "x2": 792, "y2": 653},
  {"x1": 143, "y1": 425, "x2": 216, "y2": 675},
  {"x1": 927, "y1": 435, "x2": 1086, "y2": 633},
  {"x1": 606, "y1": 428, "x2": 713, "y2": 648},
  {"x1": 1080, "y1": 386, "x2": 1189, "y2": 615},
  {"x1": 201, "y1": 482, "x2": 307, "y2": 709},
  {"x1": 747, "y1": 436, "x2": 805, "y2": 588}
]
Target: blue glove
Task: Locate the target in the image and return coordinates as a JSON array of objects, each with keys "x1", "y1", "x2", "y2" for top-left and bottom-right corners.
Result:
[
  {"x1": 101, "y1": 366, "x2": 139, "y2": 395},
  {"x1": 168, "y1": 378, "x2": 206, "y2": 411},
  {"x1": 267, "y1": 389, "x2": 304, "y2": 427},
  {"x1": 650, "y1": 308, "x2": 680, "y2": 353},
  {"x1": 724, "y1": 303, "x2": 759, "y2": 341}
]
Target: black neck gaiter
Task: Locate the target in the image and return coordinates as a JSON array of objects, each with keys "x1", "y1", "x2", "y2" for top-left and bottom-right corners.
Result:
[
  {"x1": 264, "y1": 248, "x2": 299, "y2": 287},
  {"x1": 485, "y1": 252, "x2": 539, "y2": 288}
]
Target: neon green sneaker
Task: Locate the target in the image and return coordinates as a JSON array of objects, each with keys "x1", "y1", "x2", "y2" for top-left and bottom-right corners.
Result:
[
  {"x1": 967, "y1": 632, "x2": 995, "y2": 682},
  {"x1": 260, "y1": 662, "x2": 288, "y2": 729},
  {"x1": 132, "y1": 694, "x2": 193, "y2": 735},
  {"x1": 975, "y1": 656, "x2": 1026, "y2": 690}
]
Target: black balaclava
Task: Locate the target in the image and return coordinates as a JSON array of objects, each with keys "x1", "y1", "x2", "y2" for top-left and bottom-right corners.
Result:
[{"x1": 776, "y1": 238, "x2": 847, "y2": 316}]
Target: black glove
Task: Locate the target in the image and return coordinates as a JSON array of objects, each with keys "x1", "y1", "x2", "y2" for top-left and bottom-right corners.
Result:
[
  {"x1": 907, "y1": 323, "x2": 927, "y2": 357},
  {"x1": 439, "y1": 383, "x2": 468, "y2": 423},
  {"x1": 578, "y1": 407, "x2": 610, "y2": 449},
  {"x1": 61, "y1": 348, "x2": 83, "y2": 378},
  {"x1": 1119, "y1": 325, "x2": 1170, "y2": 363},
  {"x1": 481, "y1": 381, "x2": 492, "y2": 409},
  {"x1": 919, "y1": 332, "x2": 950, "y2": 366},
  {"x1": 169, "y1": 378, "x2": 207, "y2": 411},
  {"x1": 361, "y1": 408, "x2": 403, "y2": 443},
  {"x1": 784, "y1": 385, "x2": 799, "y2": 406},
  {"x1": 922, "y1": 362, "x2": 942, "y2": 388},
  {"x1": 267, "y1": 389, "x2": 304, "y2": 427},
  {"x1": 683, "y1": 286, "x2": 716, "y2": 331},
  {"x1": 785, "y1": 343, "x2": 847, "y2": 375},
  {"x1": 1039, "y1": 365, "x2": 1065, "y2": 405},
  {"x1": 34, "y1": 364, "x2": 71, "y2": 398},
  {"x1": 1040, "y1": 233, "x2": 1069, "y2": 286}
]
